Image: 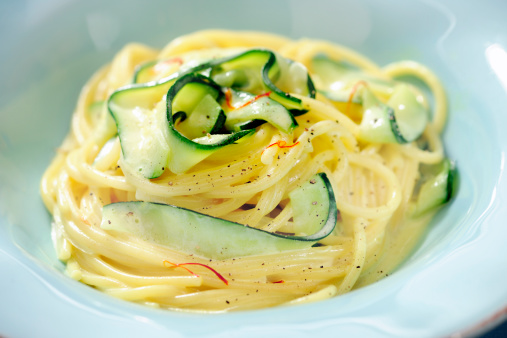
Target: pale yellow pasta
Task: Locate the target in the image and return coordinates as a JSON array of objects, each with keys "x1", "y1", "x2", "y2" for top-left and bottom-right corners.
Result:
[{"x1": 41, "y1": 30, "x2": 448, "y2": 312}]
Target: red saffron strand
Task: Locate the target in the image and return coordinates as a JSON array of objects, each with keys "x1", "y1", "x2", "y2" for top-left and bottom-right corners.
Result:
[
  {"x1": 225, "y1": 89, "x2": 235, "y2": 109},
  {"x1": 225, "y1": 89, "x2": 272, "y2": 110},
  {"x1": 110, "y1": 191, "x2": 119, "y2": 203},
  {"x1": 163, "y1": 260, "x2": 229, "y2": 285},
  {"x1": 346, "y1": 80, "x2": 368, "y2": 116},
  {"x1": 163, "y1": 260, "x2": 198, "y2": 277},
  {"x1": 238, "y1": 91, "x2": 271, "y2": 109},
  {"x1": 153, "y1": 57, "x2": 184, "y2": 74},
  {"x1": 272, "y1": 280, "x2": 285, "y2": 284},
  {"x1": 261, "y1": 140, "x2": 300, "y2": 155},
  {"x1": 169, "y1": 57, "x2": 184, "y2": 65}
]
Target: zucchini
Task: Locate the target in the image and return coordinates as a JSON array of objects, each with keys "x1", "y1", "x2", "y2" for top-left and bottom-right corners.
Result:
[
  {"x1": 310, "y1": 55, "x2": 428, "y2": 144},
  {"x1": 171, "y1": 80, "x2": 225, "y2": 139},
  {"x1": 109, "y1": 97, "x2": 171, "y2": 178},
  {"x1": 165, "y1": 73, "x2": 255, "y2": 174},
  {"x1": 386, "y1": 84, "x2": 428, "y2": 143},
  {"x1": 222, "y1": 88, "x2": 297, "y2": 134},
  {"x1": 100, "y1": 173, "x2": 337, "y2": 260},
  {"x1": 176, "y1": 94, "x2": 226, "y2": 139},
  {"x1": 133, "y1": 60, "x2": 158, "y2": 84},
  {"x1": 110, "y1": 48, "x2": 319, "y2": 177},
  {"x1": 310, "y1": 54, "x2": 393, "y2": 102},
  {"x1": 133, "y1": 50, "x2": 224, "y2": 84},
  {"x1": 108, "y1": 74, "x2": 179, "y2": 178},
  {"x1": 109, "y1": 73, "x2": 253, "y2": 177},
  {"x1": 289, "y1": 175, "x2": 333, "y2": 235},
  {"x1": 210, "y1": 49, "x2": 316, "y2": 112},
  {"x1": 358, "y1": 85, "x2": 428, "y2": 144},
  {"x1": 211, "y1": 49, "x2": 272, "y2": 91},
  {"x1": 411, "y1": 159, "x2": 457, "y2": 217},
  {"x1": 262, "y1": 52, "x2": 316, "y2": 112}
]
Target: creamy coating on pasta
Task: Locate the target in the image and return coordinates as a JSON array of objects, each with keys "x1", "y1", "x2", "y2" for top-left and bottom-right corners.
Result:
[{"x1": 40, "y1": 30, "x2": 454, "y2": 312}]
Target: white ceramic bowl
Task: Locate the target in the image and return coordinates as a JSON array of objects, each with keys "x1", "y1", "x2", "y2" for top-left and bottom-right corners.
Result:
[{"x1": 1, "y1": 0, "x2": 506, "y2": 336}]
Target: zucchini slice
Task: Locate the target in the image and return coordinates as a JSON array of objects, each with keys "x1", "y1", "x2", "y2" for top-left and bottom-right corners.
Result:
[
  {"x1": 358, "y1": 85, "x2": 428, "y2": 144},
  {"x1": 110, "y1": 48, "x2": 319, "y2": 177},
  {"x1": 109, "y1": 95, "x2": 172, "y2": 179},
  {"x1": 100, "y1": 173, "x2": 338, "y2": 260},
  {"x1": 222, "y1": 88, "x2": 297, "y2": 134},
  {"x1": 289, "y1": 175, "x2": 334, "y2": 235},
  {"x1": 109, "y1": 72, "x2": 253, "y2": 177},
  {"x1": 210, "y1": 49, "x2": 316, "y2": 112},
  {"x1": 176, "y1": 94, "x2": 226, "y2": 139},
  {"x1": 310, "y1": 54, "x2": 393, "y2": 102},
  {"x1": 310, "y1": 55, "x2": 428, "y2": 144},
  {"x1": 165, "y1": 73, "x2": 255, "y2": 174},
  {"x1": 411, "y1": 158, "x2": 457, "y2": 217}
]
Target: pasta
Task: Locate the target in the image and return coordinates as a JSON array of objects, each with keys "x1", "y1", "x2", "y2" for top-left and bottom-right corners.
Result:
[{"x1": 40, "y1": 30, "x2": 454, "y2": 312}]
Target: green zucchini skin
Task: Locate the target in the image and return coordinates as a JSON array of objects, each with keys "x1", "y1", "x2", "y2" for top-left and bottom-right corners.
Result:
[
  {"x1": 164, "y1": 73, "x2": 255, "y2": 174},
  {"x1": 411, "y1": 159, "x2": 457, "y2": 217},
  {"x1": 356, "y1": 86, "x2": 428, "y2": 145},
  {"x1": 165, "y1": 73, "x2": 256, "y2": 149},
  {"x1": 310, "y1": 54, "x2": 393, "y2": 102},
  {"x1": 222, "y1": 88, "x2": 297, "y2": 134},
  {"x1": 109, "y1": 48, "x2": 319, "y2": 177},
  {"x1": 260, "y1": 50, "x2": 316, "y2": 111},
  {"x1": 108, "y1": 73, "x2": 255, "y2": 177},
  {"x1": 311, "y1": 54, "x2": 428, "y2": 145},
  {"x1": 100, "y1": 173, "x2": 337, "y2": 260},
  {"x1": 134, "y1": 49, "x2": 316, "y2": 107},
  {"x1": 132, "y1": 60, "x2": 157, "y2": 84}
]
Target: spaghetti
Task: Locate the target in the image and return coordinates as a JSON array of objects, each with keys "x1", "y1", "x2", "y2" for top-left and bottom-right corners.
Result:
[{"x1": 40, "y1": 30, "x2": 454, "y2": 312}]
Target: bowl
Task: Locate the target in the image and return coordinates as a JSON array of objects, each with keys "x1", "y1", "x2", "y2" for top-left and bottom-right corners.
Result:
[{"x1": 1, "y1": 0, "x2": 507, "y2": 336}]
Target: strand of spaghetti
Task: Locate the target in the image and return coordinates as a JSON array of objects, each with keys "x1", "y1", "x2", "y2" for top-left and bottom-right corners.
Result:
[
  {"x1": 394, "y1": 151, "x2": 420, "y2": 205},
  {"x1": 284, "y1": 150, "x2": 341, "y2": 194},
  {"x1": 267, "y1": 266, "x2": 349, "y2": 283},
  {"x1": 66, "y1": 147, "x2": 132, "y2": 191},
  {"x1": 298, "y1": 95, "x2": 360, "y2": 138},
  {"x1": 71, "y1": 65, "x2": 110, "y2": 144},
  {"x1": 50, "y1": 215, "x2": 72, "y2": 261},
  {"x1": 399, "y1": 125, "x2": 444, "y2": 164},
  {"x1": 134, "y1": 190, "x2": 252, "y2": 218},
  {"x1": 159, "y1": 30, "x2": 291, "y2": 58},
  {"x1": 165, "y1": 288, "x2": 299, "y2": 311},
  {"x1": 122, "y1": 152, "x2": 264, "y2": 197},
  {"x1": 91, "y1": 137, "x2": 121, "y2": 172},
  {"x1": 337, "y1": 217, "x2": 367, "y2": 294},
  {"x1": 259, "y1": 132, "x2": 292, "y2": 165},
  {"x1": 76, "y1": 252, "x2": 203, "y2": 287},
  {"x1": 80, "y1": 270, "x2": 128, "y2": 289},
  {"x1": 240, "y1": 175, "x2": 288, "y2": 227},
  {"x1": 40, "y1": 153, "x2": 67, "y2": 211},
  {"x1": 106, "y1": 43, "x2": 159, "y2": 92},
  {"x1": 288, "y1": 39, "x2": 385, "y2": 76},
  {"x1": 286, "y1": 285, "x2": 339, "y2": 306},
  {"x1": 202, "y1": 120, "x2": 339, "y2": 198},
  {"x1": 203, "y1": 246, "x2": 347, "y2": 275},
  {"x1": 336, "y1": 153, "x2": 402, "y2": 219},
  {"x1": 65, "y1": 258, "x2": 82, "y2": 280}
]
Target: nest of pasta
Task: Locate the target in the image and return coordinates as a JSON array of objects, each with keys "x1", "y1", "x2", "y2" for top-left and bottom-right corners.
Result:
[{"x1": 41, "y1": 30, "x2": 454, "y2": 312}]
